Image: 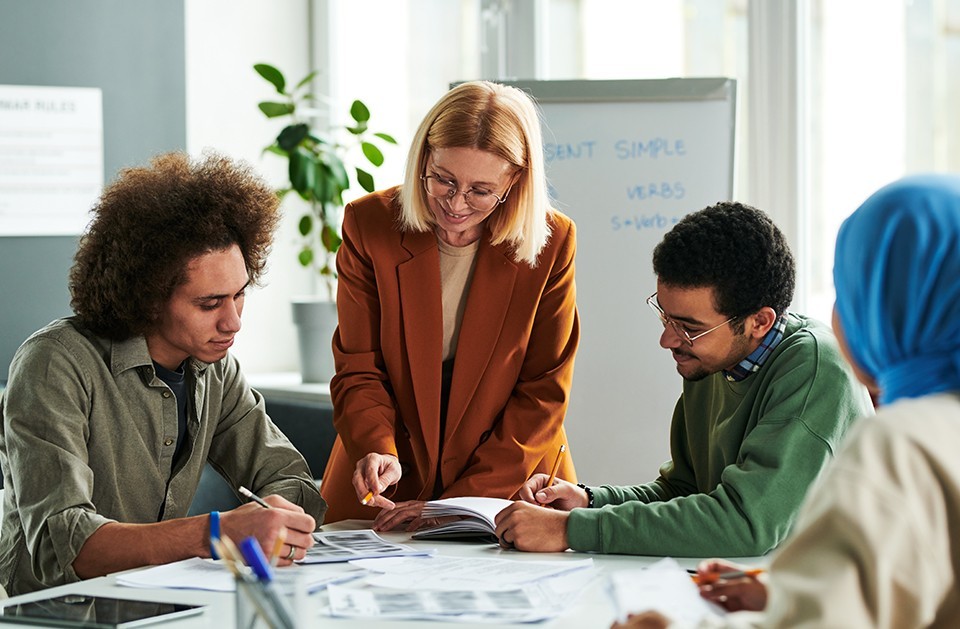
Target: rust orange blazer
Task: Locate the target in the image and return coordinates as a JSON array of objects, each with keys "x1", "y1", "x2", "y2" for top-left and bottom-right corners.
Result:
[{"x1": 320, "y1": 188, "x2": 580, "y2": 522}]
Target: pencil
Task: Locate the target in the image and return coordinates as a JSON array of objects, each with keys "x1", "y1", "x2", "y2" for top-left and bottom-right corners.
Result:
[
  {"x1": 361, "y1": 491, "x2": 374, "y2": 505},
  {"x1": 239, "y1": 486, "x2": 272, "y2": 509},
  {"x1": 545, "y1": 444, "x2": 566, "y2": 488},
  {"x1": 269, "y1": 527, "x2": 287, "y2": 568},
  {"x1": 691, "y1": 568, "x2": 764, "y2": 585}
]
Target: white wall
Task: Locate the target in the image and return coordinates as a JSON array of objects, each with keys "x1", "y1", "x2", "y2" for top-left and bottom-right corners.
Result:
[{"x1": 184, "y1": 0, "x2": 313, "y2": 374}]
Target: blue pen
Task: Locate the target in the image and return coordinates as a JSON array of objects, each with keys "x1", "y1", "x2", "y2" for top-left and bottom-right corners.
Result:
[
  {"x1": 238, "y1": 537, "x2": 296, "y2": 629},
  {"x1": 239, "y1": 537, "x2": 274, "y2": 582}
]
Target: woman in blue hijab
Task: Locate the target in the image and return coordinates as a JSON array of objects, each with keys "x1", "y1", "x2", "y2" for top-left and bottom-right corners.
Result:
[
  {"x1": 616, "y1": 175, "x2": 960, "y2": 628},
  {"x1": 744, "y1": 174, "x2": 960, "y2": 627}
]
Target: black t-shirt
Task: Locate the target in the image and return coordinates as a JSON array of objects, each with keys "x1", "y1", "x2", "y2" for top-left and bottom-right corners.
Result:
[{"x1": 153, "y1": 360, "x2": 189, "y2": 464}]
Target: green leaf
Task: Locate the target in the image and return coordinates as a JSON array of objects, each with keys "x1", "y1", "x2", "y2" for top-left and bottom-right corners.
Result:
[
  {"x1": 345, "y1": 122, "x2": 368, "y2": 135},
  {"x1": 258, "y1": 101, "x2": 294, "y2": 118},
  {"x1": 320, "y1": 224, "x2": 343, "y2": 253},
  {"x1": 298, "y1": 247, "x2": 314, "y2": 267},
  {"x1": 350, "y1": 99, "x2": 371, "y2": 123},
  {"x1": 319, "y1": 153, "x2": 350, "y2": 191},
  {"x1": 374, "y1": 132, "x2": 398, "y2": 144},
  {"x1": 262, "y1": 144, "x2": 287, "y2": 157},
  {"x1": 295, "y1": 71, "x2": 319, "y2": 90},
  {"x1": 356, "y1": 168, "x2": 375, "y2": 193},
  {"x1": 254, "y1": 63, "x2": 286, "y2": 93},
  {"x1": 362, "y1": 142, "x2": 385, "y2": 167},
  {"x1": 313, "y1": 163, "x2": 331, "y2": 202},
  {"x1": 277, "y1": 124, "x2": 309, "y2": 151},
  {"x1": 298, "y1": 214, "x2": 312, "y2": 236},
  {"x1": 289, "y1": 148, "x2": 317, "y2": 198}
]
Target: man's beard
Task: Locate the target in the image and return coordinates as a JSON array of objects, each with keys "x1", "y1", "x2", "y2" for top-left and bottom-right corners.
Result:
[{"x1": 674, "y1": 333, "x2": 753, "y2": 382}]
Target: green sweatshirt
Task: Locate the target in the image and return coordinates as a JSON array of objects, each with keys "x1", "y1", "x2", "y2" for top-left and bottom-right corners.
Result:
[{"x1": 566, "y1": 315, "x2": 874, "y2": 557}]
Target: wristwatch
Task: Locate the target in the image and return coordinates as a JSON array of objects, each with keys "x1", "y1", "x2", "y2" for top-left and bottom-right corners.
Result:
[{"x1": 576, "y1": 483, "x2": 595, "y2": 508}]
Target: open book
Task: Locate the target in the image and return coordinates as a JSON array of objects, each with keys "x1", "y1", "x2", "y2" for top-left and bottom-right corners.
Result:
[{"x1": 411, "y1": 497, "x2": 514, "y2": 542}]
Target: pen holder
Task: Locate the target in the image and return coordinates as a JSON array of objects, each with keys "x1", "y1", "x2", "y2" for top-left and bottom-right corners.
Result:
[{"x1": 234, "y1": 571, "x2": 313, "y2": 629}]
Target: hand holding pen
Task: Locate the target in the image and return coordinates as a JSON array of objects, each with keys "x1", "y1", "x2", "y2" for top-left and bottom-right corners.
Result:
[
  {"x1": 218, "y1": 487, "x2": 316, "y2": 565},
  {"x1": 694, "y1": 559, "x2": 768, "y2": 612},
  {"x1": 352, "y1": 452, "x2": 402, "y2": 509},
  {"x1": 514, "y1": 445, "x2": 584, "y2": 511}
]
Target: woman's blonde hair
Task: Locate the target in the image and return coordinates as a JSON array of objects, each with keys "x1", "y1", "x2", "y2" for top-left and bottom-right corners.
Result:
[{"x1": 396, "y1": 80, "x2": 552, "y2": 267}]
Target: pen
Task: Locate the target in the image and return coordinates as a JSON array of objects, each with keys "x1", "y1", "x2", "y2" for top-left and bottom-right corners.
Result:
[
  {"x1": 691, "y1": 568, "x2": 764, "y2": 585},
  {"x1": 239, "y1": 486, "x2": 272, "y2": 509},
  {"x1": 238, "y1": 536, "x2": 296, "y2": 629},
  {"x1": 545, "y1": 444, "x2": 566, "y2": 487}
]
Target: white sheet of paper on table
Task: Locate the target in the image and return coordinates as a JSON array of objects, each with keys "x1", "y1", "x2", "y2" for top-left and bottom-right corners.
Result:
[
  {"x1": 115, "y1": 557, "x2": 363, "y2": 592},
  {"x1": 608, "y1": 557, "x2": 726, "y2": 625},
  {"x1": 350, "y1": 555, "x2": 594, "y2": 590}
]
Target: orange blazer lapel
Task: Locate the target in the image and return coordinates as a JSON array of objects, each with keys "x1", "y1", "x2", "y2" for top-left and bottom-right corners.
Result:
[{"x1": 398, "y1": 229, "x2": 443, "y2": 468}]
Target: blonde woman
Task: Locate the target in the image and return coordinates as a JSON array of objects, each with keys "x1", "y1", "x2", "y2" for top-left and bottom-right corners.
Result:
[{"x1": 320, "y1": 81, "x2": 579, "y2": 526}]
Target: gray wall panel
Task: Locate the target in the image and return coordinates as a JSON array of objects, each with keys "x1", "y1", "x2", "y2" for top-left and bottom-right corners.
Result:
[{"x1": 0, "y1": 0, "x2": 186, "y2": 378}]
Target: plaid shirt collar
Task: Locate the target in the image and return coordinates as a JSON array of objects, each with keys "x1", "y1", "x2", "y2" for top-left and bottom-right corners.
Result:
[{"x1": 724, "y1": 314, "x2": 788, "y2": 382}]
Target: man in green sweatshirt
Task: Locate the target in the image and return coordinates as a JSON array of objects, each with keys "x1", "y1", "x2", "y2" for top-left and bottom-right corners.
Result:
[{"x1": 495, "y1": 201, "x2": 874, "y2": 557}]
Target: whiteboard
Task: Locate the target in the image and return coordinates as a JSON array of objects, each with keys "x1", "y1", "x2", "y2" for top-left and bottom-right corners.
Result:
[{"x1": 506, "y1": 79, "x2": 737, "y2": 485}]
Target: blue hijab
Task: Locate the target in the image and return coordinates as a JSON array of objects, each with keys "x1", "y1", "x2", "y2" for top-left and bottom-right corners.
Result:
[{"x1": 834, "y1": 174, "x2": 960, "y2": 405}]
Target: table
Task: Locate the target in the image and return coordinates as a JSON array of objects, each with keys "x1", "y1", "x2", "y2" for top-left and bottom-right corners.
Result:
[{"x1": 0, "y1": 520, "x2": 766, "y2": 627}]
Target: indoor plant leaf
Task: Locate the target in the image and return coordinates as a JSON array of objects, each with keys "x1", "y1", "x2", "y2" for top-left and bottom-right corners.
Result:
[
  {"x1": 298, "y1": 214, "x2": 313, "y2": 237},
  {"x1": 320, "y1": 223, "x2": 343, "y2": 253},
  {"x1": 254, "y1": 63, "x2": 286, "y2": 94},
  {"x1": 361, "y1": 142, "x2": 385, "y2": 167},
  {"x1": 298, "y1": 247, "x2": 314, "y2": 267},
  {"x1": 277, "y1": 124, "x2": 310, "y2": 151},
  {"x1": 258, "y1": 101, "x2": 295, "y2": 118},
  {"x1": 374, "y1": 132, "x2": 398, "y2": 144},
  {"x1": 356, "y1": 168, "x2": 375, "y2": 193},
  {"x1": 289, "y1": 148, "x2": 317, "y2": 198},
  {"x1": 295, "y1": 71, "x2": 319, "y2": 90},
  {"x1": 349, "y1": 99, "x2": 370, "y2": 123}
]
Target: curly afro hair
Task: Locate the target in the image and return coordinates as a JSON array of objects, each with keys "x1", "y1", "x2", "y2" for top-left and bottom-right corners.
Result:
[
  {"x1": 652, "y1": 201, "x2": 795, "y2": 323},
  {"x1": 70, "y1": 151, "x2": 280, "y2": 340}
]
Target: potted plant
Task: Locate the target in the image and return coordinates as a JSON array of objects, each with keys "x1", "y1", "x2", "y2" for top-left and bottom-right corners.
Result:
[{"x1": 254, "y1": 63, "x2": 396, "y2": 382}]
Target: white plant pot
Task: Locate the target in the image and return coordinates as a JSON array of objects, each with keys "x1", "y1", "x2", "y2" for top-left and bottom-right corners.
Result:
[{"x1": 291, "y1": 297, "x2": 338, "y2": 383}]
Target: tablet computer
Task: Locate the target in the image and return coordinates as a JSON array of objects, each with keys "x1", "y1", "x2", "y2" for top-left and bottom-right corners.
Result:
[{"x1": 0, "y1": 594, "x2": 205, "y2": 628}]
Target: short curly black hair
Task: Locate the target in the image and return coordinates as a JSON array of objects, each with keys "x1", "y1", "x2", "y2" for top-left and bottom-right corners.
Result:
[
  {"x1": 652, "y1": 201, "x2": 795, "y2": 323},
  {"x1": 70, "y1": 152, "x2": 280, "y2": 340}
]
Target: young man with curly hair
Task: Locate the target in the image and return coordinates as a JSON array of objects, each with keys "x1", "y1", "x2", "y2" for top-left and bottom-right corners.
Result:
[
  {"x1": 0, "y1": 153, "x2": 326, "y2": 595},
  {"x1": 495, "y1": 202, "x2": 873, "y2": 557}
]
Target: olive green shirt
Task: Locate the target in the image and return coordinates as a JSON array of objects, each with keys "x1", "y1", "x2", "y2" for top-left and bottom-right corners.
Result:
[{"x1": 0, "y1": 318, "x2": 326, "y2": 595}]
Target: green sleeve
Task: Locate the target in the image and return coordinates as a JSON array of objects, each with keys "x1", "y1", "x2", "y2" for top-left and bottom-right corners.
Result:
[
  {"x1": 567, "y1": 327, "x2": 871, "y2": 557},
  {"x1": 568, "y1": 421, "x2": 833, "y2": 556}
]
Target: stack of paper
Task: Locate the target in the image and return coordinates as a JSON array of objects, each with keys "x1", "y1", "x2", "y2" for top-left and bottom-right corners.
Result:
[
  {"x1": 327, "y1": 555, "x2": 597, "y2": 623},
  {"x1": 301, "y1": 529, "x2": 434, "y2": 564},
  {"x1": 411, "y1": 497, "x2": 513, "y2": 542}
]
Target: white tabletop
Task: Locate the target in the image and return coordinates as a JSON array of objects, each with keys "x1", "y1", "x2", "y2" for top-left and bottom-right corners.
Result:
[{"x1": 0, "y1": 520, "x2": 766, "y2": 627}]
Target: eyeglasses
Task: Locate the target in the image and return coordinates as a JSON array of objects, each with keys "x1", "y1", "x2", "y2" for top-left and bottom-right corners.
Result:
[
  {"x1": 646, "y1": 292, "x2": 735, "y2": 346},
  {"x1": 421, "y1": 174, "x2": 511, "y2": 212}
]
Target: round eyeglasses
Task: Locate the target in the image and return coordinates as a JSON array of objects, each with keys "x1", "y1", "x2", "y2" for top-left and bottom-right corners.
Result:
[
  {"x1": 646, "y1": 292, "x2": 735, "y2": 346},
  {"x1": 421, "y1": 174, "x2": 511, "y2": 213}
]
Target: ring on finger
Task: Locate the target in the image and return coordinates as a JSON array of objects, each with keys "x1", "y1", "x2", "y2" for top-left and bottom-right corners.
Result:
[{"x1": 286, "y1": 545, "x2": 297, "y2": 561}]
